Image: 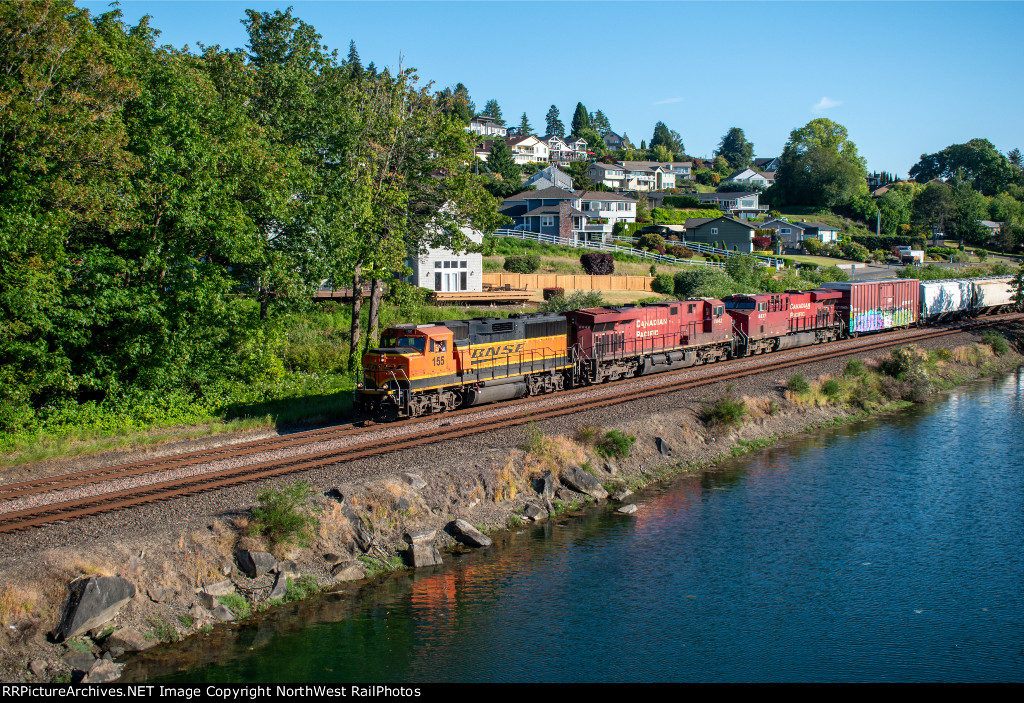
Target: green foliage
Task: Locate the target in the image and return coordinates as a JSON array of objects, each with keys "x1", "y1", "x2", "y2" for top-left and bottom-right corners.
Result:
[
  {"x1": 981, "y1": 331, "x2": 1010, "y2": 356},
  {"x1": 841, "y1": 241, "x2": 872, "y2": 262},
  {"x1": 717, "y1": 127, "x2": 754, "y2": 170},
  {"x1": 573, "y1": 424, "x2": 602, "y2": 446},
  {"x1": 775, "y1": 118, "x2": 867, "y2": 207},
  {"x1": 503, "y1": 254, "x2": 541, "y2": 274},
  {"x1": 851, "y1": 234, "x2": 926, "y2": 251},
  {"x1": 217, "y1": 593, "x2": 252, "y2": 620},
  {"x1": 787, "y1": 374, "x2": 811, "y2": 394},
  {"x1": 700, "y1": 395, "x2": 747, "y2": 427},
  {"x1": 177, "y1": 614, "x2": 195, "y2": 629},
  {"x1": 249, "y1": 481, "x2": 320, "y2": 548},
  {"x1": 545, "y1": 105, "x2": 564, "y2": 138},
  {"x1": 651, "y1": 273, "x2": 675, "y2": 295},
  {"x1": 844, "y1": 359, "x2": 866, "y2": 377},
  {"x1": 673, "y1": 268, "x2": 743, "y2": 299},
  {"x1": 285, "y1": 575, "x2": 321, "y2": 602},
  {"x1": 820, "y1": 378, "x2": 842, "y2": 400},
  {"x1": 539, "y1": 290, "x2": 604, "y2": 313},
  {"x1": 724, "y1": 254, "x2": 762, "y2": 289},
  {"x1": 595, "y1": 430, "x2": 636, "y2": 459},
  {"x1": 147, "y1": 617, "x2": 181, "y2": 643},
  {"x1": 637, "y1": 232, "x2": 666, "y2": 251},
  {"x1": 910, "y1": 138, "x2": 1013, "y2": 196},
  {"x1": 662, "y1": 195, "x2": 702, "y2": 209}
]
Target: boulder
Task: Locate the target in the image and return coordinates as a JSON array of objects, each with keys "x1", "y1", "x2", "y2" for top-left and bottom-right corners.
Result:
[
  {"x1": 82, "y1": 659, "x2": 121, "y2": 684},
  {"x1": 555, "y1": 487, "x2": 575, "y2": 501},
  {"x1": 323, "y1": 552, "x2": 345, "y2": 565},
  {"x1": 603, "y1": 461, "x2": 619, "y2": 475},
  {"x1": 236, "y1": 550, "x2": 277, "y2": 578},
  {"x1": 611, "y1": 488, "x2": 634, "y2": 502},
  {"x1": 274, "y1": 560, "x2": 299, "y2": 576},
  {"x1": 401, "y1": 473, "x2": 427, "y2": 490},
  {"x1": 28, "y1": 660, "x2": 47, "y2": 677},
  {"x1": 187, "y1": 604, "x2": 211, "y2": 624},
  {"x1": 617, "y1": 504, "x2": 638, "y2": 515},
  {"x1": 146, "y1": 585, "x2": 175, "y2": 604},
  {"x1": 655, "y1": 437, "x2": 673, "y2": 457},
  {"x1": 202, "y1": 579, "x2": 235, "y2": 597},
  {"x1": 210, "y1": 605, "x2": 235, "y2": 622},
  {"x1": 405, "y1": 544, "x2": 443, "y2": 568},
  {"x1": 52, "y1": 576, "x2": 137, "y2": 642},
  {"x1": 197, "y1": 592, "x2": 217, "y2": 610},
  {"x1": 532, "y1": 471, "x2": 556, "y2": 499},
  {"x1": 107, "y1": 646, "x2": 125, "y2": 659},
  {"x1": 560, "y1": 466, "x2": 609, "y2": 501},
  {"x1": 523, "y1": 503, "x2": 547, "y2": 521},
  {"x1": 220, "y1": 559, "x2": 233, "y2": 576},
  {"x1": 324, "y1": 488, "x2": 345, "y2": 503},
  {"x1": 269, "y1": 573, "x2": 288, "y2": 600},
  {"x1": 331, "y1": 562, "x2": 367, "y2": 582},
  {"x1": 402, "y1": 529, "x2": 436, "y2": 546},
  {"x1": 105, "y1": 628, "x2": 155, "y2": 653},
  {"x1": 447, "y1": 519, "x2": 493, "y2": 548},
  {"x1": 394, "y1": 498, "x2": 410, "y2": 512},
  {"x1": 62, "y1": 651, "x2": 96, "y2": 672}
]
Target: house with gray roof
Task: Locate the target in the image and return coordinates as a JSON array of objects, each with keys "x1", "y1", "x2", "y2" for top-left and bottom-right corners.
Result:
[
  {"x1": 500, "y1": 187, "x2": 636, "y2": 242},
  {"x1": 682, "y1": 216, "x2": 759, "y2": 253},
  {"x1": 524, "y1": 165, "x2": 573, "y2": 191},
  {"x1": 693, "y1": 192, "x2": 767, "y2": 219},
  {"x1": 759, "y1": 218, "x2": 840, "y2": 246}
]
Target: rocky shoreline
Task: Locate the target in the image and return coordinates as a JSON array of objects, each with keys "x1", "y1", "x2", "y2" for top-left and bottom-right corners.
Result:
[{"x1": 0, "y1": 324, "x2": 1021, "y2": 683}]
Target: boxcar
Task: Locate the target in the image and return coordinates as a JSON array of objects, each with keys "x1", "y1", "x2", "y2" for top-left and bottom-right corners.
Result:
[
  {"x1": 565, "y1": 300, "x2": 732, "y2": 383},
  {"x1": 972, "y1": 276, "x2": 1015, "y2": 314},
  {"x1": 919, "y1": 279, "x2": 973, "y2": 322},
  {"x1": 822, "y1": 279, "x2": 919, "y2": 335}
]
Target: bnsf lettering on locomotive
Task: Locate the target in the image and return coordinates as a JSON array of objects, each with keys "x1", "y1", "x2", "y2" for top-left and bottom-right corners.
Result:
[{"x1": 470, "y1": 342, "x2": 525, "y2": 360}]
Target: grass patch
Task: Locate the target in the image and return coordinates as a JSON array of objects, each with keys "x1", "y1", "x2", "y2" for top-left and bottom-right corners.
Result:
[
  {"x1": 176, "y1": 614, "x2": 195, "y2": 629},
  {"x1": 787, "y1": 373, "x2": 811, "y2": 394},
  {"x1": 284, "y1": 576, "x2": 321, "y2": 602},
  {"x1": 358, "y1": 554, "x2": 406, "y2": 578},
  {"x1": 64, "y1": 637, "x2": 92, "y2": 654},
  {"x1": 982, "y1": 331, "x2": 1010, "y2": 356},
  {"x1": 507, "y1": 514, "x2": 525, "y2": 528},
  {"x1": 594, "y1": 430, "x2": 636, "y2": 459},
  {"x1": 700, "y1": 395, "x2": 747, "y2": 427},
  {"x1": 820, "y1": 378, "x2": 842, "y2": 401},
  {"x1": 216, "y1": 593, "x2": 252, "y2": 620},
  {"x1": 147, "y1": 616, "x2": 181, "y2": 643},
  {"x1": 249, "y1": 481, "x2": 320, "y2": 550}
]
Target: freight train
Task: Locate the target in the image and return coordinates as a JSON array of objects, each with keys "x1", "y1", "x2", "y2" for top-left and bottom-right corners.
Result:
[{"x1": 356, "y1": 275, "x2": 1016, "y2": 419}]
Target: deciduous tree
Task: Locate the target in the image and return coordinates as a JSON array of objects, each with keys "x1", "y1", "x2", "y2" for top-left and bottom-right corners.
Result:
[{"x1": 774, "y1": 118, "x2": 867, "y2": 207}]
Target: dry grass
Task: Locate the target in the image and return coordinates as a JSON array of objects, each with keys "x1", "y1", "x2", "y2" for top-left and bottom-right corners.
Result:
[
  {"x1": 492, "y1": 458, "x2": 521, "y2": 502},
  {"x1": 0, "y1": 585, "x2": 39, "y2": 625},
  {"x1": 523, "y1": 434, "x2": 585, "y2": 477},
  {"x1": 952, "y1": 343, "x2": 992, "y2": 366}
]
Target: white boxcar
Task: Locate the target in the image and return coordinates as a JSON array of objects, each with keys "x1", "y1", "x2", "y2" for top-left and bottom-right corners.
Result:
[
  {"x1": 972, "y1": 276, "x2": 1014, "y2": 313},
  {"x1": 919, "y1": 279, "x2": 973, "y2": 321}
]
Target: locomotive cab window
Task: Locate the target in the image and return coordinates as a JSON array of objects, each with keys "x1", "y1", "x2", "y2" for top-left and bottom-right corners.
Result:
[
  {"x1": 714, "y1": 306, "x2": 724, "y2": 317},
  {"x1": 430, "y1": 339, "x2": 447, "y2": 353}
]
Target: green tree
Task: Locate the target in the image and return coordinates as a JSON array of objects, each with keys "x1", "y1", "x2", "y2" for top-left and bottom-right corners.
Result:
[
  {"x1": 482, "y1": 98, "x2": 504, "y2": 125},
  {"x1": 518, "y1": 112, "x2": 533, "y2": 136},
  {"x1": 650, "y1": 121, "x2": 683, "y2": 156},
  {"x1": 877, "y1": 185, "x2": 914, "y2": 234},
  {"x1": 545, "y1": 104, "x2": 564, "y2": 138},
  {"x1": 909, "y1": 138, "x2": 1012, "y2": 196},
  {"x1": 571, "y1": 102, "x2": 589, "y2": 135},
  {"x1": 589, "y1": 109, "x2": 612, "y2": 135},
  {"x1": 774, "y1": 118, "x2": 867, "y2": 207},
  {"x1": 577, "y1": 127, "x2": 606, "y2": 159},
  {"x1": 717, "y1": 127, "x2": 754, "y2": 170},
  {"x1": 485, "y1": 139, "x2": 522, "y2": 196},
  {"x1": 437, "y1": 82, "x2": 473, "y2": 125},
  {"x1": 346, "y1": 40, "x2": 362, "y2": 78},
  {"x1": 946, "y1": 173, "x2": 989, "y2": 245},
  {"x1": 912, "y1": 181, "x2": 954, "y2": 238},
  {"x1": 1011, "y1": 262, "x2": 1024, "y2": 311}
]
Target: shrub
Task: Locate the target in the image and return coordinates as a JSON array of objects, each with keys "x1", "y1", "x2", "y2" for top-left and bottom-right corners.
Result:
[
  {"x1": 820, "y1": 378, "x2": 842, "y2": 400},
  {"x1": 668, "y1": 245, "x2": 694, "y2": 259},
  {"x1": 249, "y1": 481, "x2": 320, "y2": 548},
  {"x1": 595, "y1": 430, "x2": 636, "y2": 459},
  {"x1": 663, "y1": 194, "x2": 702, "y2": 209},
  {"x1": 637, "y1": 232, "x2": 666, "y2": 251},
  {"x1": 673, "y1": 268, "x2": 741, "y2": 299},
  {"x1": 540, "y1": 290, "x2": 604, "y2": 313},
  {"x1": 982, "y1": 331, "x2": 1009, "y2": 356},
  {"x1": 701, "y1": 395, "x2": 747, "y2": 427},
  {"x1": 573, "y1": 425, "x2": 602, "y2": 445},
  {"x1": 542, "y1": 287, "x2": 565, "y2": 301},
  {"x1": 651, "y1": 273, "x2": 675, "y2": 295},
  {"x1": 503, "y1": 254, "x2": 541, "y2": 274},
  {"x1": 752, "y1": 235, "x2": 772, "y2": 251},
  {"x1": 787, "y1": 374, "x2": 810, "y2": 394},
  {"x1": 580, "y1": 252, "x2": 614, "y2": 275},
  {"x1": 841, "y1": 241, "x2": 871, "y2": 262},
  {"x1": 803, "y1": 238, "x2": 824, "y2": 255},
  {"x1": 844, "y1": 359, "x2": 866, "y2": 377},
  {"x1": 216, "y1": 593, "x2": 252, "y2": 620}
]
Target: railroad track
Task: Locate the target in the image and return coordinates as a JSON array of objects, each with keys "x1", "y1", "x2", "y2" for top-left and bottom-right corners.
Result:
[{"x1": 0, "y1": 314, "x2": 1017, "y2": 534}]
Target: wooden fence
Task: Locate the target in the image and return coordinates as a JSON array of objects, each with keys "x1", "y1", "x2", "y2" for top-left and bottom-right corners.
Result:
[{"x1": 483, "y1": 273, "x2": 653, "y2": 292}]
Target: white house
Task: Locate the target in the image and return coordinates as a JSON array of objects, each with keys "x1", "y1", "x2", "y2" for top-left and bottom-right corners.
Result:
[
  {"x1": 724, "y1": 168, "x2": 774, "y2": 189},
  {"x1": 409, "y1": 226, "x2": 483, "y2": 293},
  {"x1": 467, "y1": 115, "x2": 507, "y2": 138},
  {"x1": 507, "y1": 135, "x2": 549, "y2": 165},
  {"x1": 499, "y1": 187, "x2": 636, "y2": 243}
]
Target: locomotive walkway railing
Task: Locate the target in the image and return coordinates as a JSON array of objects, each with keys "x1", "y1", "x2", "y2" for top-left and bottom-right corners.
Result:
[{"x1": 488, "y1": 229, "x2": 728, "y2": 268}]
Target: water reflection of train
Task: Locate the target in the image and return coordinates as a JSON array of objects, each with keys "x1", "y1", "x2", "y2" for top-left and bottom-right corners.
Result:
[{"x1": 356, "y1": 276, "x2": 1015, "y2": 419}]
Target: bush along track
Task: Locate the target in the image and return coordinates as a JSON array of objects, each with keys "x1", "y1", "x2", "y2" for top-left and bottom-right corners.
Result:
[{"x1": 0, "y1": 327, "x2": 1021, "y2": 682}]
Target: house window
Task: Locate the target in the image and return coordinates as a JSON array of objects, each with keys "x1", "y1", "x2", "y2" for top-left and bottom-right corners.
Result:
[
  {"x1": 711, "y1": 228, "x2": 718, "y2": 235},
  {"x1": 460, "y1": 261, "x2": 467, "y2": 268},
  {"x1": 541, "y1": 216, "x2": 555, "y2": 227},
  {"x1": 781, "y1": 228, "x2": 791, "y2": 234},
  {"x1": 434, "y1": 272, "x2": 441, "y2": 290},
  {"x1": 435, "y1": 261, "x2": 441, "y2": 268},
  {"x1": 443, "y1": 261, "x2": 450, "y2": 268},
  {"x1": 460, "y1": 271, "x2": 467, "y2": 290}
]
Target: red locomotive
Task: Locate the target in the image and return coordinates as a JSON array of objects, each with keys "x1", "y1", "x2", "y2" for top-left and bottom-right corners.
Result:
[{"x1": 722, "y1": 289, "x2": 844, "y2": 354}]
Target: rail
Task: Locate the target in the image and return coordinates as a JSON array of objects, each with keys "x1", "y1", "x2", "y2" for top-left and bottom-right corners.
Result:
[{"x1": 489, "y1": 229, "x2": 726, "y2": 268}]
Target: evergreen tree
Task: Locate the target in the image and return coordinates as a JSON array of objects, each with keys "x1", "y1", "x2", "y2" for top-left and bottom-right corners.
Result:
[
  {"x1": 571, "y1": 102, "x2": 589, "y2": 135},
  {"x1": 716, "y1": 127, "x2": 754, "y2": 171},
  {"x1": 641, "y1": 140, "x2": 646, "y2": 150},
  {"x1": 518, "y1": 112, "x2": 533, "y2": 136},
  {"x1": 346, "y1": 40, "x2": 362, "y2": 78},
  {"x1": 650, "y1": 121, "x2": 683, "y2": 156},
  {"x1": 545, "y1": 104, "x2": 564, "y2": 138},
  {"x1": 485, "y1": 139, "x2": 523, "y2": 197},
  {"x1": 589, "y1": 109, "x2": 611, "y2": 135},
  {"x1": 483, "y1": 99, "x2": 504, "y2": 125}
]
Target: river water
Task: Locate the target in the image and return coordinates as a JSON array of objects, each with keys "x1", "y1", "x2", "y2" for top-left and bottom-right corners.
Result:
[{"x1": 124, "y1": 370, "x2": 1024, "y2": 683}]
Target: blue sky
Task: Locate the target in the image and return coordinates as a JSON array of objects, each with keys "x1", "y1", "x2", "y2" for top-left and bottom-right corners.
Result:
[{"x1": 80, "y1": 1, "x2": 1023, "y2": 176}]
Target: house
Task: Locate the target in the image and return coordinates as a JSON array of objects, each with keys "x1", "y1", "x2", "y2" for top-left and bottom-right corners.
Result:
[
  {"x1": 506, "y1": 135, "x2": 549, "y2": 165},
  {"x1": 692, "y1": 192, "x2": 767, "y2": 219},
  {"x1": 980, "y1": 220, "x2": 1003, "y2": 236},
  {"x1": 759, "y1": 218, "x2": 841, "y2": 246},
  {"x1": 468, "y1": 115, "x2": 507, "y2": 138},
  {"x1": 724, "y1": 168, "x2": 774, "y2": 189},
  {"x1": 499, "y1": 187, "x2": 636, "y2": 242},
  {"x1": 409, "y1": 226, "x2": 484, "y2": 293},
  {"x1": 682, "y1": 216, "x2": 759, "y2": 253},
  {"x1": 603, "y1": 131, "x2": 629, "y2": 150},
  {"x1": 524, "y1": 165, "x2": 574, "y2": 191},
  {"x1": 753, "y1": 157, "x2": 780, "y2": 172},
  {"x1": 586, "y1": 162, "x2": 628, "y2": 189},
  {"x1": 545, "y1": 135, "x2": 588, "y2": 165}
]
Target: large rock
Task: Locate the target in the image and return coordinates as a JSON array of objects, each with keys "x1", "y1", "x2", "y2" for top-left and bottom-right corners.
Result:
[
  {"x1": 201, "y1": 579, "x2": 235, "y2": 597},
  {"x1": 197, "y1": 591, "x2": 218, "y2": 610},
  {"x1": 401, "y1": 473, "x2": 427, "y2": 490},
  {"x1": 210, "y1": 605, "x2": 235, "y2": 622},
  {"x1": 560, "y1": 466, "x2": 609, "y2": 501},
  {"x1": 236, "y1": 550, "x2": 277, "y2": 578},
  {"x1": 405, "y1": 544, "x2": 443, "y2": 568},
  {"x1": 403, "y1": 529, "x2": 436, "y2": 546},
  {"x1": 617, "y1": 504, "x2": 638, "y2": 515},
  {"x1": 523, "y1": 503, "x2": 548, "y2": 521},
  {"x1": 331, "y1": 562, "x2": 367, "y2": 582},
  {"x1": 105, "y1": 628, "x2": 155, "y2": 653},
  {"x1": 611, "y1": 488, "x2": 634, "y2": 502},
  {"x1": 82, "y1": 659, "x2": 121, "y2": 684},
  {"x1": 146, "y1": 585, "x2": 175, "y2": 604},
  {"x1": 447, "y1": 519, "x2": 492, "y2": 548},
  {"x1": 52, "y1": 576, "x2": 137, "y2": 642},
  {"x1": 268, "y1": 573, "x2": 288, "y2": 600},
  {"x1": 28, "y1": 660, "x2": 47, "y2": 677},
  {"x1": 274, "y1": 560, "x2": 299, "y2": 576},
  {"x1": 532, "y1": 471, "x2": 556, "y2": 499},
  {"x1": 655, "y1": 437, "x2": 673, "y2": 457},
  {"x1": 62, "y1": 651, "x2": 96, "y2": 672}
]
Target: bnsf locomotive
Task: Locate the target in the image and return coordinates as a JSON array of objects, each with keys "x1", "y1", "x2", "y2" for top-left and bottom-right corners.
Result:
[{"x1": 355, "y1": 275, "x2": 1014, "y2": 420}]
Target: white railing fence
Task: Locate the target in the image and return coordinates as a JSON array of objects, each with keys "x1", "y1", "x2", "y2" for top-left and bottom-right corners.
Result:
[{"x1": 488, "y1": 229, "x2": 726, "y2": 269}]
